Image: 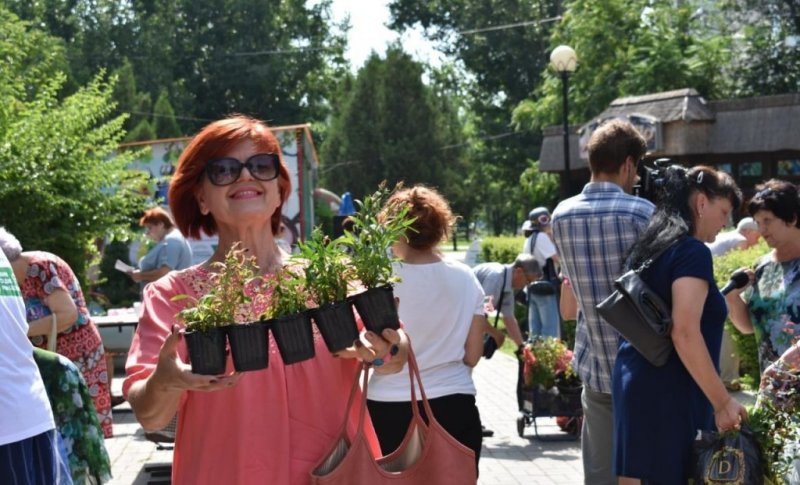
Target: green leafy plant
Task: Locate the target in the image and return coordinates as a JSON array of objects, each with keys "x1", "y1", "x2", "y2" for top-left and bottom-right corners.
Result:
[
  {"x1": 174, "y1": 243, "x2": 262, "y2": 332},
  {"x1": 264, "y1": 267, "x2": 309, "y2": 319},
  {"x1": 295, "y1": 228, "x2": 352, "y2": 306},
  {"x1": 340, "y1": 182, "x2": 415, "y2": 289},
  {"x1": 518, "y1": 337, "x2": 579, "y2": 390},
  {"x1": 748, "y1": 366, "x2": 800, "y2": 483}
]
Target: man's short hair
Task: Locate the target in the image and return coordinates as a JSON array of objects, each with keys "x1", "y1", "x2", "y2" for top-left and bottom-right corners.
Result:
[
  {"x1": 587, "y1": 119, "x2": 647, "y2": 175},
  {"x1": 736, "y1": 217, "x2": 757, "y2": 232},
  {"x1": 512, "y1": 253, "x2": 541, "y2": 276}
]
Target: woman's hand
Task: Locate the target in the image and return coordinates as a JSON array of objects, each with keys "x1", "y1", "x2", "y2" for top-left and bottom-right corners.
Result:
[
  {"x1": 714, "y1": 397, "x2": 747, "y2": 433},
  {"x1": 726, "y1": 267, "x2": 755, "y2": 296},
  {"x1": 335, "y1": 327, "x2": 409, "y2": 375},
  {"x1": 150, "y1": 325, "x2": 242, "y2": 394}
]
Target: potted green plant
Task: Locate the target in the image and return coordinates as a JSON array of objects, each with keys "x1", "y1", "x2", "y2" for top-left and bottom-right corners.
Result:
[
  {"x1": 297, "y1": 228, "x2": 359, "y2": 353},
  {"x1": 264, "y1": 267, "x2": 316, "y2": 364},
  {"x1": 341, "y1": 183, "x2": 415, "y2": 334},
  {"x1": 175, "y1": 244, "x2": 269, "y2": 374}
]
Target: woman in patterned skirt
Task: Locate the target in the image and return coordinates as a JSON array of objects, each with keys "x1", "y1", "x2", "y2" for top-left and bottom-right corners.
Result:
[{"x1": 0, "y1": 227, "x2": 113, "y2": 438}]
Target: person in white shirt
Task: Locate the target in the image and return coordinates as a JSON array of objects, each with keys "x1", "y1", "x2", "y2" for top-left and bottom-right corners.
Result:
[
  {"x1": 522, "y1": 207, "x2": 561, "y2": 338},
  {"x1": 366, "y1": 185, "x2": 485, "y2": 476},
  {"x1": 0, "y1": 250, "x2": 71, "y2": 484},
  {"x1": 706, "y1": 216, "x2": 760, "y2": 257}
]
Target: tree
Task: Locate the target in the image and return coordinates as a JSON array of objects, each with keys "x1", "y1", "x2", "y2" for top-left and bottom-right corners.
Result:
[
  {"x1": 321, "y1": 46, "x2": 459, "y2": 200},
  {"x1": 387, "y1": 0, "x2": 564, "y2": 233},
  {"x1": 724, "y1": 0, "x2": 800, "y2": 96},
  {"x1": 512, "y1": 0, "x2": 734, "y2": 131},
  {"x1": 0, "y1": 7, "x2": 148, "y2": 286},
  {"x1": 153, "y1": 89, "x2": 182, "y2": 138}
]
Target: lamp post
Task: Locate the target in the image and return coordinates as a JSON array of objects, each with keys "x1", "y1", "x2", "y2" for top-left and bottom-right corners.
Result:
[{"x1": 550, "y1": 45, "x2": 577, "y2": 197}]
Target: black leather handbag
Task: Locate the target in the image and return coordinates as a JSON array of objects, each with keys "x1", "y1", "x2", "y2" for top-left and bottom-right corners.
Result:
[{"x1": 596, "y1": 245, "x2": 674, "y2": 367}]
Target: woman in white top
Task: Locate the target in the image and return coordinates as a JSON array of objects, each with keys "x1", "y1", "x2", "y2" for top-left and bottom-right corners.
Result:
[{"x1": 367, "y1": 185, "x2": 485, "y2": 475}]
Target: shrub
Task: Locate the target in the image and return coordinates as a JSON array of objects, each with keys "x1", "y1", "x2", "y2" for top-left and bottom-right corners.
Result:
[
  {"x1": 480, "y1": 236, "x2": 525, "y2": 264},
  {"x1": 713, "y1": 238, "x2": 771, "y2": 387}
]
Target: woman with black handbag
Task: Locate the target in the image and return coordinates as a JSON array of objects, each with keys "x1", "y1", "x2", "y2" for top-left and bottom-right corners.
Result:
[{"x1": 612, "y1": 165, "x2": 748, "y2": 484}]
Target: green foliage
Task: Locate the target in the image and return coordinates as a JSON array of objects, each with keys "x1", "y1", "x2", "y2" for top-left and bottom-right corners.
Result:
[
  {"x1": 0, "y1": 7, "x2": 149, "y2": 286},
  {"x1": 519, "y1": 160, "x2": 560, "y2": 211},
  {"x1": 512, "y1": 0, "x2": 735, "y2": 132},
  {"x1": 519, "y1": 336, "x2": 578, "y2": 389},
  {"x1": 340, "y1": 183, "x2": 415, "y2": 289},
  {"x1": 713, "y1": 238, "x2": 771, "y2": 385},
  {"x1": 321, "y1": 46, "x2": 459, "y2": 200},
  {"x1": 267, "y1": 268, "x2": 309, "y2": 318},
  {"x1": 294, "y1": 228, "x2": 351, "y2": 306},
  {"x1": 748, "y1": 395, "x2": 800, "y2": 483},
  {"x1": 480, "y1": 236, "x2": 525, "y2": 264},
  {"x1": 153, "y1": 89, "x2": 181, "y2": 138},
  {"x1": 95, "y1": 240, "x2": 139, "y2": 308},
  {"x1": 175, "y1": 244, "x2": 261, "y2": 332}
]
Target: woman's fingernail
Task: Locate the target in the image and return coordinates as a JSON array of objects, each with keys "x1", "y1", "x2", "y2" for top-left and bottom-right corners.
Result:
[
  {"x1": 353, "y1": 339, "x2": 363, "y2": 348},
  {"x1": 390, "y1": 344, "x2": 399, "y2": 356},
  {"x1": 365, "y1": 331, "x2": 376, "y2": 340}
]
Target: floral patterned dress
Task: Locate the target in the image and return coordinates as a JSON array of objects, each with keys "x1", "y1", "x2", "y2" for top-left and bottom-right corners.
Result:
[
  {"x1": 744, "y1": 255, "x2": 800, "y2": 372},
  {"x1": 33, "y1": 348, "x2": 112, "y2": 484},
  {"x1": 22, "y1": 252, "x2": 113, "y2": 438}
]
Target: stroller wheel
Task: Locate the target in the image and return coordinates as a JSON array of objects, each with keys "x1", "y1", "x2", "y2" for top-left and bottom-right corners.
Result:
[{"x1": 516, "y1": 414, "x2": 526, "y2": 438}]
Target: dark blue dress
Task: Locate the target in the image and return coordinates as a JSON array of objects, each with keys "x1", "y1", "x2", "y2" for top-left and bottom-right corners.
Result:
[{"x1": 612, "y1": 237, "x2": 726, "y2": 484}]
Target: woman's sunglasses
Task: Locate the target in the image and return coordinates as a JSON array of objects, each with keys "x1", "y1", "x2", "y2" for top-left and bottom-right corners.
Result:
[{"x1": 204, "y1": 153, "x2": 280, "y2": 186}]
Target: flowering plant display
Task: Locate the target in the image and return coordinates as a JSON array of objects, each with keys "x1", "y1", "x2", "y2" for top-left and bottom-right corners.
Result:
[
  {"x1": 518, "y1": 336, "x2": 580, "y2": 390},
  {"x1": 749, "y1": 360, "x2": 800, "y2": 484},
  {"x1": 174, "y1": 243, "x2": 262, "y2": 331}
]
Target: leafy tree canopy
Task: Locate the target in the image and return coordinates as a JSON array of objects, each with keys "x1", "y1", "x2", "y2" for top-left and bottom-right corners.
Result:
[{"x1": 0, "y1": 6, "x2": 148, "y2": 285}]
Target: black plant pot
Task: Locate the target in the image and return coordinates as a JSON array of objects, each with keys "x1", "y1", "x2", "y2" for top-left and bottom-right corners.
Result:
[
  {"x1": 310, "y1": 301, "x2": 359, "y2": 353},
  {"x1": 271, "y1": 312, "x2": 316, "y2": 365},
  {"x1": 184, "y1": 327, "x2": 227, "y2": 375},
  {"x1": 226, "y1": 321, "x2": 269, "y2": 372},
  {"x1": 348, "y1": 284, "x2": 399, "y2": 334}
]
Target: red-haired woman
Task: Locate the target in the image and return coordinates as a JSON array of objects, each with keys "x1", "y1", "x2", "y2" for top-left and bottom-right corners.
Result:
[
  {"x1": 123, "y1": 115, "x2": 408, "y2": 485},
  {"x1": 127, "y1": 207, "x2": 193, "y2": 285}
]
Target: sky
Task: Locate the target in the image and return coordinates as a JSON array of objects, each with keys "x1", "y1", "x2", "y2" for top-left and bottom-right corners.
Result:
[{"x1": 328, "y1": 0, "x2": 442, "y2": 70}]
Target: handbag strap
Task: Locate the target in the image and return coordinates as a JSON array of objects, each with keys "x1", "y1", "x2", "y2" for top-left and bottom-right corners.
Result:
[
  {"x1": 631, "y1": 237, "x2": 684, "y2": 274},
  {"x1": 492, "y1": 268, "x2": 507, "y2": 329}
]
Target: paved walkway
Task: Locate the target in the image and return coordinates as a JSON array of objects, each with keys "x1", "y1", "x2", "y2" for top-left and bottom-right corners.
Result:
[{"x1": 102, "y1": 351, "x2": 583, "y2": 484}]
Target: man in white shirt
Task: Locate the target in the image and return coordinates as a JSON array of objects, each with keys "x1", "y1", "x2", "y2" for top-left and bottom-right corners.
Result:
[
  {"x1": 0, "y1": 250, "x2": 71, "y2": 483},
  {"x1": 522, "y1": 207, "x2": 561, "y2": 339},
  {"x1": 706, "y1": 217, "x2": 760, "y2": 256}
]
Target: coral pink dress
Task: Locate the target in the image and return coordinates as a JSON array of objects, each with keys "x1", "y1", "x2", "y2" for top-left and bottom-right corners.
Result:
[{"x1": 123, "y1": 266, "x2": 379, "y2": 485}]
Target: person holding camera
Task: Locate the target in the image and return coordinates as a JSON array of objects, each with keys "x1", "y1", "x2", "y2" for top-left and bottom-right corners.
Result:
[
  {"x1": 522, "y1": 207, "x2": 561, "y2": 339},
  {"x1": 551, "y1": 119, "x2": 654, "y2": 485}
]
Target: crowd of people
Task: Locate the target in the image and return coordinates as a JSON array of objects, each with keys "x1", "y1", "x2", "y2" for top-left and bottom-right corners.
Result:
[{"x1": 3, "y1": 113, "x2": 799, "y2": 484}]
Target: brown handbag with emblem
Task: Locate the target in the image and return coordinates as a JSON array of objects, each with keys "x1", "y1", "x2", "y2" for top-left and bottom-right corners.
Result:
[{"x1": 310, "y1": 347, "x2": 477, "y2": 484}]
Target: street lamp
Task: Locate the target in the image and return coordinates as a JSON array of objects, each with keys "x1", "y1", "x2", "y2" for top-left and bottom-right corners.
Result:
[{"x1": 550, "y1": 45, "x2": 577, "y2": 197}]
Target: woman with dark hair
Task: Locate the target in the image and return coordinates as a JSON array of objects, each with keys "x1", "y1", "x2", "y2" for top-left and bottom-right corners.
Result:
[
  {"x1": 123, "y1": 115, "x2": 408, "y2": 485},
  {"x1": 366, "y1": 185, "x2": 485, "y2": 476},
  {"x1": 612, "y1": 165, "x2": 747, "y2": 484},
  {"x1": 726, "y1": 179, "x2": 800, "y2": 373}
]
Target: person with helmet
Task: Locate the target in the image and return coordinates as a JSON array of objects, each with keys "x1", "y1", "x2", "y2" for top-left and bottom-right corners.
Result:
[{"x1": 522, "y1": 207, "x2": 561, "y2": 339}]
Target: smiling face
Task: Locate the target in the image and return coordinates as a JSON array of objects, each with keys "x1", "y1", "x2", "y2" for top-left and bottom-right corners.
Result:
[
  {"x1": 695, "y1": 193, "x2": 733, "y2": 243},
  {"x1": 753, "y1": 209, "x2": 794, "y2": 248},
  {"x1": 194, "y1": 139, "x2": 282, "y2": 235}
]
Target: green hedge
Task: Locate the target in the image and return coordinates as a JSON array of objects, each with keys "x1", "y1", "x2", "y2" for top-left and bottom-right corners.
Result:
[
  {"x1": 480, "y1": 236, "x2": 525, "y2": 264},
  {"x1": 713, "y1": 238, "x2": 770, "y2": 387}
]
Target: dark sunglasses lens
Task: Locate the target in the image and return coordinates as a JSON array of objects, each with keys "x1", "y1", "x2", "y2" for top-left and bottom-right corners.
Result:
[
  {"x1": 247, "y1": 154, "x2": 279, "y2": 181},
  {"x1": 207, "y1": 159, "x2": 241, "y2": 185}
]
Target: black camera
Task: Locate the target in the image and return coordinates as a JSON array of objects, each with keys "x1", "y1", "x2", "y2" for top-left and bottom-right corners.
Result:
[{"x1": 634, "y1": 158, "x2": 674, "y2": 203}]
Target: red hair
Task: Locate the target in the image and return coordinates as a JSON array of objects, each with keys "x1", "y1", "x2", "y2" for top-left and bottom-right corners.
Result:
[
  {"x1": 168, "y1": 115, "x2": 291, "y2": 238},
  {"x1": 139, "y1": 207, "x2": 175, "y2": 229},
  {"x1": 388, "y1": 185, "x2": 455, "y2": 251}
]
